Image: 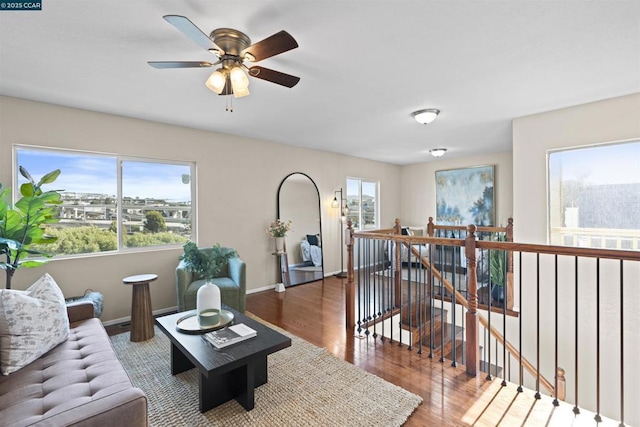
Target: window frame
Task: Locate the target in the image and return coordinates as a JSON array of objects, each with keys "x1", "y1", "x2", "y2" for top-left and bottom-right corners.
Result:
[
  {"x1": 13, "y1": 144, "x2": 197, "y2": 258},
  {"x1": 346, "y1": 177, "x2": 379, "y2": 231},
  {"x1": 546, "y1": 138, "x2": 639, "y2": 249}
]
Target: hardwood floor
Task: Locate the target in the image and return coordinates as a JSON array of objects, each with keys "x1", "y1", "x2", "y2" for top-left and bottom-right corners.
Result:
[
  {"x1": 106, "y1": 277, "x2": 616, "y2": 425},
  {"x1": 247, "y1": 277, "x2": 618, "y2": 427}
]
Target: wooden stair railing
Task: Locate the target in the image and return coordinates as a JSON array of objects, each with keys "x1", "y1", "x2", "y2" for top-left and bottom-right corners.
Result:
[
  {"x1": 347, "y1": 219, "x2": 640, "y2": 422},
  {"x1": 345, "y1": 220, "x2": 559, "y2": 399},
  {"x1": 403, "y1": 238, "x2": 558, "y2": 396}
]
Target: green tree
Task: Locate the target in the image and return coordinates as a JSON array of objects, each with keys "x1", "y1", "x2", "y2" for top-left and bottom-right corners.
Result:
[{"x1": 144, "y1": 211, "x2": 166, "y2": 233}]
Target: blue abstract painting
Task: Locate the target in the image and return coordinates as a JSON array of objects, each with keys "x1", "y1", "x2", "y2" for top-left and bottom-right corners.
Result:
[{"x1": 436, "y1": 165, "x2": 495, "y2": 226}]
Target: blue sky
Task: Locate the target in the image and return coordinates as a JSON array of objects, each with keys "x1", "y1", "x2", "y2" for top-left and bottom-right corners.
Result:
[
  {"x1": 16, "y1": 149, "x2": 192, "y2": 202},
  {"x1": 549, "y1": 141, "x2": 639, "y2": 185}
]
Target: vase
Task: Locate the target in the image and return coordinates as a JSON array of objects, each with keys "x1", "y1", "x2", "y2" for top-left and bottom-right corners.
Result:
[
  {"x1": 196, "y1": 282, "x2": 221, "y2": 327},
  {"x1": 275, "y1": 236, "x2": 285, "y2": 253}
]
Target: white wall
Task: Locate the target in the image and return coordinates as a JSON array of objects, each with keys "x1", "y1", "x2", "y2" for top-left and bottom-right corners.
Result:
[
  {"x1": 400, "y1": 151, "x2": 513, "y2": 229},
  {"x1": 0, "y1": 96, "x2": 401, "y2": 322},
  {"x1": 513, "y1": 93, "x2": 640, "y2": 425}
]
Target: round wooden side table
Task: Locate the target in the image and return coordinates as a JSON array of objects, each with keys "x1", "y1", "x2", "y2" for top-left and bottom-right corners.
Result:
[{"x1": 123, "y1": 273, "x2": 158, "y2": 342}]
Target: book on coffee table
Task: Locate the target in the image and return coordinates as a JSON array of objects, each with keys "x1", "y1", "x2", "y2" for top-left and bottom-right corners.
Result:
[{"x1": 203, "y1": 323, "x2": 257, "y2": 349}]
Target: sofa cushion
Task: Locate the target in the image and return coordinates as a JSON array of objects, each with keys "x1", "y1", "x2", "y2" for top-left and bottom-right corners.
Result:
[{"x1": 0, "y1": 273, "x2": 70, "y2": 375}]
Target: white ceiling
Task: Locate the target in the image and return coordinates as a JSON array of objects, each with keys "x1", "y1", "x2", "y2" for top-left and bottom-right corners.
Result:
[{"x1": 1, "y1": 1, "x2": 639, "y2": 165}]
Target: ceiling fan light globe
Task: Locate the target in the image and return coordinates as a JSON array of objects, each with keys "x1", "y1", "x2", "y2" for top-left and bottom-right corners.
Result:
[
  {"x1": 233, "y1": 86, "x2": 250, "y2": 98},
  {"x1": 230, "y1": 66, "x2": 249, "y2": 87},
  {"x1": 230, "y1": 66, "x2": 250, "y2": 98},
  {"x1": 205, "y1": 70, "x2": 226, "y2": 94}
]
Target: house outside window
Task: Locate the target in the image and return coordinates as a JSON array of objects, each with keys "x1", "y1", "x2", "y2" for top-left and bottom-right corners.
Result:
[
  {"x1": 548, "y1": 140, "x2": 639, "y2": 249},
  {"x1": 14, "y1": 146, "x2": 195, "y2": 257},
  {"x1": 346, "y1": 177, "x2": 378, "y2": 230}
]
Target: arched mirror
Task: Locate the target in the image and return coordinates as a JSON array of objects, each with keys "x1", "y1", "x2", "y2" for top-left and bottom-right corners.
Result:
[{"x1": 277, "y1": 173, "x2": 323, "y2": 286}]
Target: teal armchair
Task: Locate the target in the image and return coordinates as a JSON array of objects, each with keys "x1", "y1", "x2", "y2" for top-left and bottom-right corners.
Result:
[{"x1": 175, "y1": 247, "x2": 246, "y2": 313}]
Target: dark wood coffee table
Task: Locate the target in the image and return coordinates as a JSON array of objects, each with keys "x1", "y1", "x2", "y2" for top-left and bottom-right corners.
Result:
[{"x1": 155, "y1": 308, "x2": 291, "y2": 413}]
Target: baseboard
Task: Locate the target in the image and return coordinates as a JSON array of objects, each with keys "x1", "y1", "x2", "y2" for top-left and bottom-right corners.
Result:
[{"x1": 247, "y1": 284, "x2": 277, "y2": 294}]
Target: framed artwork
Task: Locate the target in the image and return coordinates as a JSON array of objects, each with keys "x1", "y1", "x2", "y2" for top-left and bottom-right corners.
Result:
[{"x1": 435, "y1": 165, "x2": 495, "y2": 226}]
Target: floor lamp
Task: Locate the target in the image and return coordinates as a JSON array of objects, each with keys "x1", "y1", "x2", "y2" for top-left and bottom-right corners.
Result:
[{"x1": 332, "y1": 188, "x2": 347, "y2": 278}]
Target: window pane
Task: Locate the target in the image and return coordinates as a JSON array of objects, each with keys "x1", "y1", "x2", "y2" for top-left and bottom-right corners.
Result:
[
  {"x1": 15, "y1": 147, "x2": 195, "y2": 257},
  {"x1": 361, "y1": 181, "x2": 377, "y2": 229},
  {"x1": 121, "y1": 160, "x2": 192, "y2": 248},
  {"x1": 346, "y1": 178, "x2": 360, "y2": 229},
  {"x1": 16, "y1": 148, "x2": 118, "y2": 256},
  {"x1": 548, "y1": 141, "x2": 640, "y2": 249},
  {"x1": 346, "y1": 177, "x2": 379, "y2": 230}
]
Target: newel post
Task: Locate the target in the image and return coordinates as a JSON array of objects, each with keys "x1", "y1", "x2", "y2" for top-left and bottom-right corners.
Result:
[
  {"x1": 345, "y1": 220, "x2": 355, "y2": 329},
  {"x1": 465, "y1": 224, "x2": 480, "y2": 376},
  {"x1": 427, "y1": 217, "x2": 435, "y2": 237},
  {"x1": 555, "y1": 367, "x2": 566, "y2": 401}
]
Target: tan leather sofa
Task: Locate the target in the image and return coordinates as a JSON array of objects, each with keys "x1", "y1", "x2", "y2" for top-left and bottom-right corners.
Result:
[{"x1": 0, "y1": 301, "x2": 148, "y2": 426}]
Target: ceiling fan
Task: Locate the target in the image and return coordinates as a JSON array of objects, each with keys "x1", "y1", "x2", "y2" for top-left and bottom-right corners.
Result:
[{"x1": 148, "y1": 15, "x2": 300, "y2": 98}]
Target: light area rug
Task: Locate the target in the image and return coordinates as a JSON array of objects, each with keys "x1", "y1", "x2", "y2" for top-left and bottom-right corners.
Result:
[{"x1": 111, "y1": 320, "x2": 422, "y2": 427}]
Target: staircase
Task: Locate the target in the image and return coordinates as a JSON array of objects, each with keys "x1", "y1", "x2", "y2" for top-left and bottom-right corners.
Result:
[{"x1": 399, "y1": 297, "x2": 503, "y2": 376}]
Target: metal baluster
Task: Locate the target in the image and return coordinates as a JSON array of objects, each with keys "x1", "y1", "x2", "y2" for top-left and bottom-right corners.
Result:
[
  {"x1": 356, "y1": 239, "x2": 362, "y2": 336},
  {"x1": 594, "y1": 258, "x2": 602, "y2": 423},
  {"x1": 429, "y1": 244, "x2": 434, "y2": 359},
  {"x1": 363, "y1": 239, "x2": 370, "y2": 336},
  {"x1": 553, "y1": 255, "x2": 559, "y2": 406},
  {"x1": 440, "y1": 243, "x2": 445, "y2": 363},
  {"x1": 501, "y1": 248, "x2": 507, "y2": 386},
  {"x1": 517, "y1": 251, "x2": 523, "y2": 393},
  {"x1": 387, "y1": 240, "x2": 396, "y2": 344},
  {"x1": 535, "y1": 253, "x2": 541, "y2": 399},
  {"x1": 451, "y1": 239, "x2": 457, "y2": 367},
  {"x1": 486, "y1": 247, "x2": 493, "y2": 380},
  {"x1": 620, "y1": 259, "x2": 625, "y2": 427},
  {"x1": 417, "y1": 244, "x2": 424, "y2": 354},
  {"x1": 407, "y1": 241, "x2": 413, "y2": 350},
  {"x1": 573, "y1": 256, "x2": 580, "y2": 414},
  {"x1": 372, "y1": 240, "x2": 377, "y2": 338}
]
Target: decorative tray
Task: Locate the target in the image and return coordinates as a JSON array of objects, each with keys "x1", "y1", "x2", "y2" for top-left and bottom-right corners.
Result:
[{"x1": 175, "y1": 310, "x2": 234, "y2": 334}]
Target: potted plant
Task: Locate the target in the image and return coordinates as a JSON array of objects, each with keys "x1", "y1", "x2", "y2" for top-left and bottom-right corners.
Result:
[
  {"x1": 489, "y1": 234, "x2": 507, "y2": 303},
  {"x1": 180, "y1": 242, "x2": 237, "y2": 326},
  {"x1": 267, "y1": 219, "x2": 292, "y2": 253},
  {"x1": 0, "y1": 167, "x2": 62, "y2": 289}
]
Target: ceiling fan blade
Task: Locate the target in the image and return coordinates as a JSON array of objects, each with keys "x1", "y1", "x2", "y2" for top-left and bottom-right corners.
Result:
[
  {"x1": 163, "y1": 15, "x2": 221, "y2": 52},
  {"x1": 148, "y1": 61, "x2": 214, "y2": 69},
  {"x1": 241, "y1": 30, "x2": 298, "y2": 62},
  {"x1": 248, "y1": 66, "x2": 300, "y2": 88}
]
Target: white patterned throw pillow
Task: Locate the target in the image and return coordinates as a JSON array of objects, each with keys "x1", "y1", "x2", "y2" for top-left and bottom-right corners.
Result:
[{"x1": 0, "y1": 273, "x2": 70, "y2": 375}]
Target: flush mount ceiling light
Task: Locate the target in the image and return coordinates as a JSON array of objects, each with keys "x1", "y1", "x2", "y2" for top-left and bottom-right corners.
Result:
[
  {"x1": 429, "y1": 148, "x2": 447, "y2": 157},
  {"x1": 411, "y1": 109, "x2": 440, "y2": 124}
]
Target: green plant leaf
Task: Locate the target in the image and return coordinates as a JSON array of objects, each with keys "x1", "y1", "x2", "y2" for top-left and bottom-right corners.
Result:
[
  {"x1": 39, "y1": 169, "x2": 61, "y2": 185},
  {"x1": 19, "y1": 166, "x2": 34, "y2": 184},
  {"x1": 19, "y1": 183, "x2": 35, "y2": 197}
]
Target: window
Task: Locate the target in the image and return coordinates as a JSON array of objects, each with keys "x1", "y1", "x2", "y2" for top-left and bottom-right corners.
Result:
[
  {"x1": 548, "y1": 140, "x2": 639, "y2": 249},
  {"x1": 15, "y1": 146, "x2": 195, "y2": 257},
  {"x1": 346, "y1": 177, "x2": 378, "y2": 230}
]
